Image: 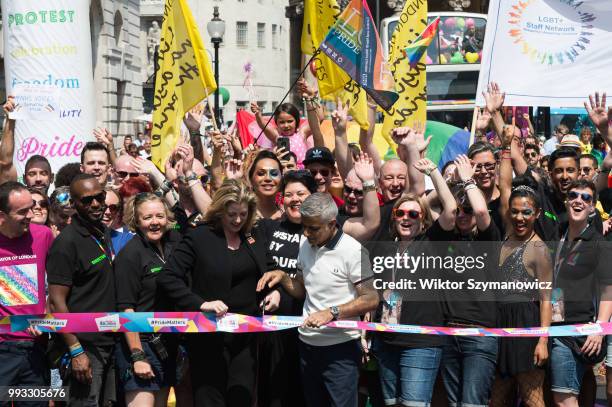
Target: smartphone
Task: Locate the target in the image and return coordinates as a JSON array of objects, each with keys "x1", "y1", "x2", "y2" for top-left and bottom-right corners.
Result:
[{"x1": 277, "y1": 137, "x2": 290, "y2": 152}]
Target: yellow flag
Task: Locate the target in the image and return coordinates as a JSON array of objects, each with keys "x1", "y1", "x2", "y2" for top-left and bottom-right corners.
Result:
[
  {"x1": 151, "y1": 0, "x2": 217, "y2": 169},
  {"x1": 381, "y1": 0, "x2": 428, "y2": 141}
]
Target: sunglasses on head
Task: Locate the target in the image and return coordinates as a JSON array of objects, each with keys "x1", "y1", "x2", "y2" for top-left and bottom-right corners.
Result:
[
  {"x1": 456, "y1": 205, "x2": 474, "y2": 215},
  {"x1": 79, "y1": 191, "x2": 107, "y2": 206},
  {"x1": 309, "y1": 168, "x2": 331, "y2": 178},
  {"x1": 116, "y1": 171, "x2": 140, "y2": 178},
  {"x1": 33, "y1": 199, "x2": 49, "y2": 209},
  {"x1": 393, "y1": 208, "x2": 421, "y2": 220},
  {"x1": 344, "y1": 186, "x2": 364, "y2": 197},
  {"x1": 56, "y1": 192, "x2": 70, "y2": 206},
  {"x1": 256, "y1": 168, "x2": 281, "y2": 179},
  {"x1": 567, "y1": 191, "x2": 593, "y2": 203}
]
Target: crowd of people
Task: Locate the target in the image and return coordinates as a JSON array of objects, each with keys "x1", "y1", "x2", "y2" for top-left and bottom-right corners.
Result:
[{"x1": 1, "y1": 80, "x2": 612, "y2": 407}]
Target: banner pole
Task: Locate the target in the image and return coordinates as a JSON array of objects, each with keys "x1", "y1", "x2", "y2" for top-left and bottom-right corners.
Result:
[{"x1": 469, "y1": 106, "x2": 478, "y2": 146}]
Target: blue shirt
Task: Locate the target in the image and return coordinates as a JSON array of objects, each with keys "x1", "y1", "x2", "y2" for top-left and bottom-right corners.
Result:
[{"x1": 111, "y1": 226, "x2": 134, "y2": 254}]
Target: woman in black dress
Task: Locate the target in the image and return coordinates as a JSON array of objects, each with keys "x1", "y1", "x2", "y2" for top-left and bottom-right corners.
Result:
[{"x1": 158, "y1": 179, "x2": 281, "y2": 407}]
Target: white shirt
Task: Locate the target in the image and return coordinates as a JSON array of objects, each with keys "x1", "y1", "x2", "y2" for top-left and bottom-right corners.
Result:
[
  {"x1": 297, "y1": 230, "x2": 373, "y2": 346},
  {"x1": 542, "y1": 136, "x2": 559, "y2": 156}
]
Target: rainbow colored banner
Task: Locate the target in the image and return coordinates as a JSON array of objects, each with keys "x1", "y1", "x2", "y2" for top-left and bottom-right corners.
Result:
[
  {"x1": 1, "y1": 312, "x2": 610, "y2": 338},
  {"x1": 425, "y1": 121, "x2": 471, "y2": 170},
  {"x1": 319, "y1": 0, "x2": 398, "y2": 111},
  {"x1": 403, "y1": 17, "x2": 440, "y2": 69}
]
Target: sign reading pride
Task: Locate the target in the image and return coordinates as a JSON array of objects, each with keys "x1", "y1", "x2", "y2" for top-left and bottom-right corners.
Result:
[
  {"x1": 2, "y1": 312, "x2": 611, "y2": 338},
  {"x1": 476, "y1": 0, "x2": 612, "y2": 107},
  {"x1": 2, "y1": 0, "x2": 95, "y2": 174}
]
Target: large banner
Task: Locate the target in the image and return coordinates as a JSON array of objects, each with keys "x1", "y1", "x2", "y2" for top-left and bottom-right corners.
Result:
[
  {"x1": 476, "y1": 0, "x2": 612, "y2": 107},
  {"x1": 2, "y1": 0, "x2": 95, "y2": 174}
]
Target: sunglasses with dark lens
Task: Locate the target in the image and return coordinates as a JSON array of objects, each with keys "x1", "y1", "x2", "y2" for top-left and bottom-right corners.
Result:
[
  {"x1": 309, "y1": 168, "x2": 331, "y2": 178},
  {"x1": 256, "y1": 168, "x2": 281, "y2": 179},
  {"x1": 580, "y1": 167, "x2": 594, "y2": 174},
  {"x1": 526, "y1": 152, "x2": 538, "y2": 158},
  {"x1": 79, "y1": 191, "x2": 107, "y2": 206},
  {"x1": 456, "y1": 206, "x2": 474, "y2": 215},
  {"x1": 567, "y1": 191, "x2": 593, "y2": 203},
  {"x1": 393, "y1": 208, "x2": 421, "y2": 220},
  {"x1": 33, "y1": 199, "x2": 49, "y2": 209},
  {"x1": 474, "y1": 162, "x2": 496, "y2": 172},
  {"x1": 106, "y1": 204, "x2": 119, "y2": 213},
  {"x1": 116, "y1": 171, "x2": 140, "y2": 178},
  {"x1": 344, "y1": 186, "x2": 364, "y2": 197}
]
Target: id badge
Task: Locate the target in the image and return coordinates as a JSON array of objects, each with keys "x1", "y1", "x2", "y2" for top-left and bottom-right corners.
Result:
[
  {"x1": 381, "y1": 290, "x2": 402, "y2": 325},
  {"x1": 551, "y1": 288, "x2": 565, "y2": 323}
]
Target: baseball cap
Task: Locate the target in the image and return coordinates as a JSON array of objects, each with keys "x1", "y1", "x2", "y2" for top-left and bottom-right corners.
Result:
[{"x1": 303, "y1": 147, "x2": 335, "y2": 166}]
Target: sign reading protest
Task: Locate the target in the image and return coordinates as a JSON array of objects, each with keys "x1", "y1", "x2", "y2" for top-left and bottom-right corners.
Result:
[
  {"x1": 476, "y1": 0, "x2": 612, "y2": 107},
  {"x1": 2, "y1": 0, "x2": 95, "y2": 174}
]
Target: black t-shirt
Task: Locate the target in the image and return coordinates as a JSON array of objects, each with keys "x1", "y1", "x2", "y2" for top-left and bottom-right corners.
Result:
[
  {"x1": 114, "y1": 230, "x2": 181, "y2": 312},
  {"x1": 371, "y1": 220, "x2": 447, "y2": 348},
  {"x1": 171, "y1": 204, "x2": 202, "y2": 234},
  {"x1": 227, "y1": 242, "x2": 259, "y2": 315},
  {"x1": 554, "y1": 224, "x2": 612, "y2": 324},
  {"x1": 488, "y1": 197, "x2": 505, "y2": 239},
  {"x1": 428, "y1": 220, "x2": 501, "y2": 327},
  {"x1": 259, "y1": 218, "x2": 304, "y2": 316},
  {"x1": 46, "y1": 216, "x2": 116, "y2": 345}
]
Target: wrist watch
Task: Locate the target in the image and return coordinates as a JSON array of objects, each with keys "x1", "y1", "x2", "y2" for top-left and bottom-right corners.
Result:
[
  {"x1": 362, "y1": 179, "x2": 376, "y2": 193},
  {"x1": 330, "y1": 306, "x2": 340, "y2": 321}
]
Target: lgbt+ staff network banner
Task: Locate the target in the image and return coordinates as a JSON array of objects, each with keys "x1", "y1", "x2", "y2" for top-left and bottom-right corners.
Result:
[
  {"x1": 476, "y1": 0, "x2": 612, "y2": 107},
  {"x1": 2, "y1": 0, "x2": 96, "y2": 174}
]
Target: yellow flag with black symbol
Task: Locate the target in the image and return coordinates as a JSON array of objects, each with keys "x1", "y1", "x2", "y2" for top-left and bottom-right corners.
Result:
[
  {"x1": 381, "y1": 0, "x2": 428, "y2": 141},
  {"x1": 151, "y1": 0, "x2": 217, "y2": 170},
  {"x1": 301, "y1": 0, "x2": 369, "y2": 129}
]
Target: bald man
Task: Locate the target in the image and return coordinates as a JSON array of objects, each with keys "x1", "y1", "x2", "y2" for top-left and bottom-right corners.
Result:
[
  {"x1": 378, "y1": 159, "x2": 408, "y2": 203},
  {"x1": 112, "y1": 154, "x2": 141, "y2": 187}
]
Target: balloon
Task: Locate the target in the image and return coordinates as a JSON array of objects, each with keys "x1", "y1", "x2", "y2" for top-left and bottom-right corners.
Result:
[
  {"x1": 465, "y1": 52, "x2": 480, "y2": 63},
  {"x1": 444, "y1": 18, "x2": 456, "y2": 30},
  {"x1": 478, "y1": 51, "x2": 483, "y2": 60},
  {"x1": 309, "y1": 60, "x2": 318, "y2": 77},
  {"x1": 456, "y1": 18, "x2": 465, "y2": 29},
  {"x1": 219, "y1": 87, "x2": 230, "y2": 105},
  {"x1": 440, "y1": 54, "x2": 448, "y2": 64},
  {"x1": 466, "y1": 18, "x2": 475, "y2": 28},
  {"x1": 451, "y1": 52, "x2": 465, "y2": 64}
]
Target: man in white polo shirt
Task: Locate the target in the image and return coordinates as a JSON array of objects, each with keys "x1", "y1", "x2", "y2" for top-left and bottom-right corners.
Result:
[{"x1": 257, "y1": 192, "x2": 378, "y2": 407}]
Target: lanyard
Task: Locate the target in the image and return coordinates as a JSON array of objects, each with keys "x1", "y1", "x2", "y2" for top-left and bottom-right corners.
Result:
[
  {"x1": 91, "y1": 235, "x2": 114, "y2": 265},
  {"x1": 553, "y1": 224, "x2": 588, "y2": 284}
]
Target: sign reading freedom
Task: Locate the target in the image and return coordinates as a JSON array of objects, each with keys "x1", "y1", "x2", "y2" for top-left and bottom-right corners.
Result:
[{"x1": 476, "y1": 0, "x2": 612, "y2": 107}]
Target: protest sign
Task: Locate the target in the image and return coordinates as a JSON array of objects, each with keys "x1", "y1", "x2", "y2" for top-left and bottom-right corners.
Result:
[
  {"x1": 2, "y1": 0, "x2": 95, "y2": 173},
  {"x1": 476, "y1": 0, "x2": 612, "y2": 107}
]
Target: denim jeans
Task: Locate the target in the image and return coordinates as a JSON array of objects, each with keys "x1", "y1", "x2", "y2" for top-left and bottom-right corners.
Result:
[
  {"x1": 0, "y1": 341, "x2": 49, "y2": 407},
  {"x1": 550, "y1": 337, "x2": 585, "y2": 395},
  {"x1": 372, "y1": 338, "x2": 442, "y2": 407},
  {"x1": 441, "y1": 336, "x2": 498, "y2": 407},
  {"x1": 299, "y1": 339, "x2": 361, "y2": 407},
  {"x1": 67, "y1": 343, "x2": 115, "y2": 407}
]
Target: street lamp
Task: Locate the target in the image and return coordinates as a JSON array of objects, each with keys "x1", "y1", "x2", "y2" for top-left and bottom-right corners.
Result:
[{"x1": 207, "y1": 6, "x2": 225, "y2": 125}]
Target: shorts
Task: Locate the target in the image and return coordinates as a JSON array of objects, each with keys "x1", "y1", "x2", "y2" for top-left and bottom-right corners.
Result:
[
  {"x1": 550, "y1": 337, "x2": 585, "y2": 395},
  {"x1": 606, "y1": 335, "x2": 612, "y2": 368},
  {"x1": 115, "y1": 338, "x2": 183, "y2": 392}
]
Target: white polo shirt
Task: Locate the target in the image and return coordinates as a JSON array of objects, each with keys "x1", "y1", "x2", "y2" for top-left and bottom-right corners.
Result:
[{"x1": 297, "y1": 229, "x2": 373, "y2": 346}]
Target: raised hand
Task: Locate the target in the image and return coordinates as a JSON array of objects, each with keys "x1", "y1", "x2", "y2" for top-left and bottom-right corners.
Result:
[
  {"x1": 297, "y1": 78, "x2": 317, "y2": 99},
  {"x1": 353, "y1": 152, "x2": 375, "y2": 183},
  {"x1": 412, "y1": 121, "x2": 432, "y2": 153},
  {"x1": 210, "y1": 130, "x2": 225, "y2": 152},
  {"x1": 176, "y1": 143, "x2": 195, "y2": 175},
  {"x1": 476, "y1": 108, "x2": 492, "y2": 132},
  {"x1": 3, "y1": 96, "x2": 15, "y2": 116},
  {"x1": 584, "y1": 92, "x2": 612, "y2": 138},
  {"x1": 131, "y1": 156, "x2": 157, "y2": 175},
  {"x1": 93, "y1": 127, "x2": 113, "y2": 149},
  {"x1": 250, "y1": 102, "x2": 261, "y2": 116},
  {"x1": 164, "y1": 155, "x2": 180, "y2": 182},
  {"x1": 454, "y1": 154, "x2": 475, "y2": 182},
  {"x1": 184, "y1": 110, "x2": 204, "y2": 133},
  {"x1": 413, "y1": 158, "x2": 437, "y2": 175},
  {"x1": 331, "y1": 98, "x2": 349, "y2": 134},
  {"x1": 501, "y1": 124, "x2": 516, "y2": 147},
  {"x1": 224, "y1": 158, "x2": 244, "y2": 180},
  {"x1": 482, "y1": 82, "x2": 505, "y2": 113}
]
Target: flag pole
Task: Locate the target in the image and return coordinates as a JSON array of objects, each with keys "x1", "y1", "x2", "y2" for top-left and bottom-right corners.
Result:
[
  {"x1": 203, "y1": 87, "x2": 219, "y2": 132},
  {"x1": 469, "y1": 106, "x2": 478, "y2": 146},
  {"x1": 255, "y1": 50, "x2": 321, "y2": 143}
]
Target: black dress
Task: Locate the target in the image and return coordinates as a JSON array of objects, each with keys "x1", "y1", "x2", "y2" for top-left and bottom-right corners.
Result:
[{"x1": 496, "y1": 237, "x2": 541, "y2": 377}]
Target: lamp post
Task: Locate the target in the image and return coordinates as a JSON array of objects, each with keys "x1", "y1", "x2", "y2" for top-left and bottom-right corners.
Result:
[{"x1": 207, "y1": 6, "x2": 225, "y2": 125}]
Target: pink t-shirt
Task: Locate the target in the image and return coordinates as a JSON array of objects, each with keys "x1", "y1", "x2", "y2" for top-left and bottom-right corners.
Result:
[
  {"x1": 256, "y1": 130, "x2": 314, "y2": 169},
  {"x1": 0, "y1": 224, "x2": 54, "y2": 342}
]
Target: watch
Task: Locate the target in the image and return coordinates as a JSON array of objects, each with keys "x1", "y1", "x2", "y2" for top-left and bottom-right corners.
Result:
[{"x1": 330, "y1": 306, "x2": 340, "y2": 321}]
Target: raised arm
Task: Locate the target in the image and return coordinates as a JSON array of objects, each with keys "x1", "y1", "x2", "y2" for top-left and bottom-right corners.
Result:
[
  {"x1": 585, "y1": 92, "x2": 612, "y2": 147},
  {"x1": 414, "y1": 158, "x2": 457, "y2": 231},
  {"x1": 251, "y1": 102, "x2": 279, "y2": 144},
  {"x1": 93, "y1": 127, "x2": 117, "y2": 165},
  {"x1": 298, "y1": 79, "x2": 325, "y2": 147},
  {"x1": 0, "y1": 97, "x2": 17, "y2": 184},
  {"x1": 499, "y1": 125, "x2": 515, "y2": 229},
  {"x1": 391, "y1": 124, "x2": 431, "y2": 197},
  {"x1": 343, "y1": 153, "x2": 380, "y2": 242},
  {"x1": 176, "y1": 143, "x2": 212, "y2": 215},
  {"x1": 455, "y1": 154, "x2": 490, "y2": 231},
  {"x1": 332, "y1": 98, "x2": 352, "y2": 179},
  {"x1": 482, "y1": 82, "x2": 506, "y2": 142},
  {"x1": 209, "y1": 130, "x2": 226, "y2": 191},
  {"x1": 359, "y1": 102, "x2": 382, "y2": 174}
]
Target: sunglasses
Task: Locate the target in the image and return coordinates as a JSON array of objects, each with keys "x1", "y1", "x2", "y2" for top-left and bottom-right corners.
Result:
[
  {"x1": 393, "y1": 208, "x2": 421, "y2": 220},
  {"x1": 78, "y1": 191, "x2": 107, "y2": 206},
  {"x1": 106, "y1": 204, "x2": 119, "y2": 213},
  {"x1": 456, "y1": 206, "x2": 474, "y2": 215},
  {"x1": 580, "y1": 167, "x2": 594, "y2": 174},
  {"x1": 344, "y1": 186, "x2": 364, "y2": 197},
  {"x1": 526, "y1": 152, "x2": 538, "y2": 158},
  {"x1": 309, "y1": 168, "x2": 331, "y2": 178},
  {"x1": 116, "y1": 171, "x2": 140, "y2": 178},
  {"x1": 55, "y1": 192, "x2": 70, "y2": 206},
  {"x1": 474, "y1": 162, "x2": 496, "y2": 172},
  {"x1": 256, "y1": 168, "x2": 281, "y2": 179},
  {"x1": 33, "y1": 199, "x2": 49, "y2": 209},
  {"x1": 567, "y1": 191, "x2": 593, "y2": 203}
]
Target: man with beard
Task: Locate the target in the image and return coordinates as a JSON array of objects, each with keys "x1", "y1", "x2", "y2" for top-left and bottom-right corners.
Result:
[
  {"x1": 47, "y1": 174, "x2": 117, "y2": 406},
  {"x1": 24, "y1": 155, "x2": 54, "y2": 195},
  {"x1": 523, "y1": 143, "x2": 541, "y2": 168}
]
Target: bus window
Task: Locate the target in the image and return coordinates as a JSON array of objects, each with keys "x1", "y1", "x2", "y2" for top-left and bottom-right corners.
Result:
[
  {"x1": 427, "y1": 71, "x2": 480, "y2": 102},
  {"x1": 438, "y1": 16, "x2": 486, "y2": 65}
]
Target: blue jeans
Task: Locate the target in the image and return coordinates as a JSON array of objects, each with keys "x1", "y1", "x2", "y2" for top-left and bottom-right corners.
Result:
[
  {"x1": 0, "y1": 341, "x2": 49, "y2": 407},
  {"x1": 372, "y1": 338, "x2": 442, "y2": 407},
  {"x1": 550, "y1": 337, "x2": 585, "y2": 395},
  {"x1": 299, "y1": 339, "x2": 361, "y2": 407},
  {"x1": 441, "y1": 336, "x2": 498, "y2": 407}
]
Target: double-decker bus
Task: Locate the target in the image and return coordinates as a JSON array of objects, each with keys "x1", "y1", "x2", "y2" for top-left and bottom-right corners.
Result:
[{"x1": 380, "y1": 12, "x2": 487, "y2": 128}]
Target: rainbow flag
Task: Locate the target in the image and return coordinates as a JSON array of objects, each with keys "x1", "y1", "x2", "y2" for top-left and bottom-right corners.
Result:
[
  {"x1": 403, "y1": 17, "x2": 440, "y2": 69},
  {"x1": 425, "y1": 121, "x2": 471, "y2": 170},
  {"x1": 319, "y1": 0, "x2": 398, "y2": 111}
]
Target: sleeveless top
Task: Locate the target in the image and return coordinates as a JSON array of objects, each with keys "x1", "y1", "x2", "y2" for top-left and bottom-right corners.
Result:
[
  {"x1": 499, "y1": 234, "x2": 538, "y2": 301},
  {"x1": 287, "y1": 131, "x2": 314, "y2": 169}
]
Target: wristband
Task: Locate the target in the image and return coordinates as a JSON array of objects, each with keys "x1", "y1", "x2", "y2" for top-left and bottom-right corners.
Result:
[
  {"x1": 130, "y1": 350, "x2": 147, "y2": 363},
  {"x1": 69, "y1": 345, "x2": 84, "y2": 358},
  {"x1": 184, "y1": 173, "x2": 198, "y2": 183},
  {"x1": 464, "y1": 184, "x2": 478, "y2": 192},
  {"x1": 424, "y1": 167, "x2": 438, "y2": 177},
  {"x1": 363, "y1": 184, "x2": 376, "y2": 193},
  {"x1": 362, "y1": 180, "x2": 375, "y2": 188},
  {"x1": 462, "y1": 178, "x2": 476, "y2": 188}
]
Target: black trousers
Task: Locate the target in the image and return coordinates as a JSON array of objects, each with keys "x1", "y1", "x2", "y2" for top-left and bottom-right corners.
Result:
[{"x1": 187, "y1": 332, "x2": 256, "y2": 407}]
